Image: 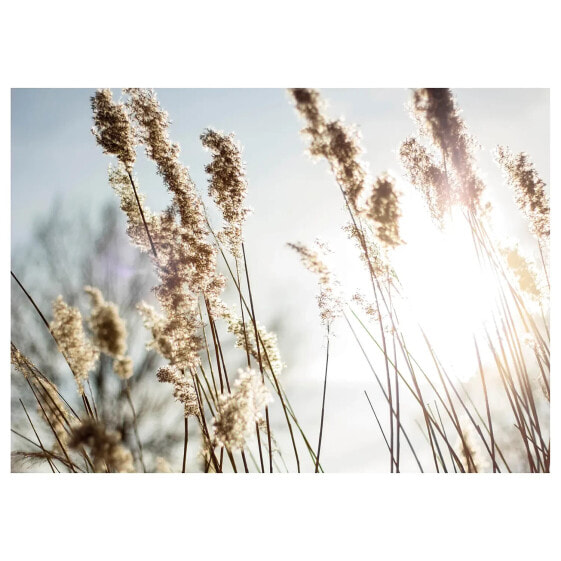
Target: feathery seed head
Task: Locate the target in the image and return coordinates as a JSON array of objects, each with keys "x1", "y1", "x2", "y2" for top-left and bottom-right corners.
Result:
[
  {"x1": 222, "y1": 307, "x2": 284, "y2": 375},
  {"x1": 156, "y1": 365, "x2": 199, "y2": 418},
  {"x1": 84, "y1": 286, "x2": 128, "y2": 358},
  {"x1": 352, "y1": 292, "x2": 380, "y2": 321},
  {"x1": 91, "y1": 89, "x2": 136, "y2": 172},
  {"x1": 343, "y1": 222, "x2": 393, "y2": 279},
  {"x1": 69, "y1": 419, "x2": 135, "y2": 473},
  {"x1": 496, "y1": 146, "x2": 550, "y2": 240},
  {"x1": 399, "y1": 136, "x2": 448, "y2": 226},
  {"x1": 137, "y1": 302, "x2": 173, "y2": 360},
  {"x1": 85, "y1": 286, "x2": 134, "y2": 379},
  {"x1": 11, "y1": 344, "x2": 34, "y2": 379},
  {"x1": 114, "y1": 356, "x2": 134, "y2": 380},
  {"x1": 212, "y1": 367, "x2": 272, "y2": 450},
  {"x1": 201, "y1": 128, "x2": 251, "y2": 258},
  {"x1": 108, "y1": 164, "x2": 159, "y2": 254},
  {"x1": 364, "y1": 173, "x2": 403, "y2": 248},
  {"x1": 412, "y1": 88, "x2": 463, "y2": 156},
  {"x1": 50, "y1": 296, "x2": 99, "y2": 395},
  {"x1": 137, "y1": 301, "x2": 203, "y2": 370},
  {"x1": 289, "y1": 88, "x2": 367, "y2": 213},
  {"x1": 411, "y1": 88, "x2": 484, "y2": 212},
  {"x1": 11, "y1": 345, "x2": 70, "y2": 446},
  {"x1": 290, "y1": 88, "x2": 325, "y2": 127},
  {"x1": 500, "y1": 244, "x2": 542, "y2": 301},
  {"x1": 124, "y1": 88, "x2": 211, "y2": 245},
  {"x1": 288, "y1": 240, "x2": 343, "y2": 325}
]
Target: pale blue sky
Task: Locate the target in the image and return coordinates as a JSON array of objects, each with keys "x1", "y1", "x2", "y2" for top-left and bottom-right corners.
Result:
[{"x1": 12, "y1": 88, "x2": 549, "y2": 249}]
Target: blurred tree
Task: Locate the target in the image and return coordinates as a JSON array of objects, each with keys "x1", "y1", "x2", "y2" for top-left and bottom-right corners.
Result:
[{"x1": 11, "y1": 200, "x2": 185, "y2": 471}]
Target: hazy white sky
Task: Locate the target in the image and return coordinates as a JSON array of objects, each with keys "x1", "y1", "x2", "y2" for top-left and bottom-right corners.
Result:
[{"x1": 11, "y1": 88, "x2": 549, "y2": 471}]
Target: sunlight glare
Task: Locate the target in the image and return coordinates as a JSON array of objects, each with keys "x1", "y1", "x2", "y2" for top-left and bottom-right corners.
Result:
[{"x1": 393, "y1": 185, "x2": 497, "y2": 382}]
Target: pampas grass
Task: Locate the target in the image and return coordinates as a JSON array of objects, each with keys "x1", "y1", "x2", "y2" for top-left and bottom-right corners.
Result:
[{"x1": 11, "y1": 88, "x2": 549, "y2": 473}]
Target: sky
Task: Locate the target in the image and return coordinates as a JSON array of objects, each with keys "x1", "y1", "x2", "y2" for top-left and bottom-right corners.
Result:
[
  {"x1": 11, "y1": 89, "x2": 549, "y2": 249},
  {"x1": 11, "y1": 88, "x2": 550, "y2": 471}
]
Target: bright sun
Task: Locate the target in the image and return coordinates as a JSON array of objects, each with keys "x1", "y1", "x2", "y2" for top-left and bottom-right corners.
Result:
[{"x1": 393, "y1": 185, "x2": 498, "y2": 382}]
